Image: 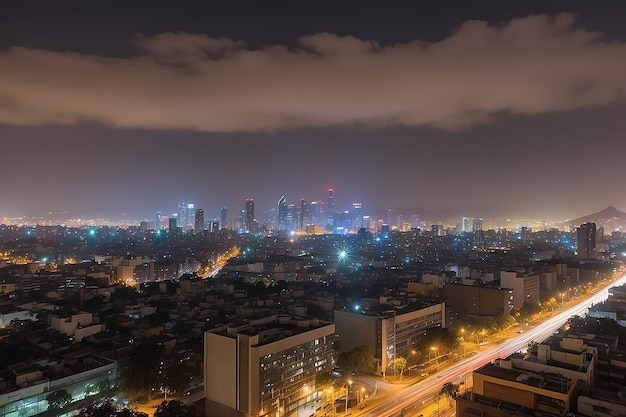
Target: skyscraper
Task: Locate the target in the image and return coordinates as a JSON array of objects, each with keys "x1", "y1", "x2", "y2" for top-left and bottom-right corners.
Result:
[
  {"x1": 194, "y1": 208, "x2": 204, "y2": 234},
  {"x1": 220, "y1": 205, "x2": 228, "y2": 230},
  {"x1": 277, "y1": 196, "x2": 287, "y2": 230},
  {"x1": 300, "y1": 199, "x2": 311, "y2": 230},
  {"x1": 178, "y1": 203, "x2": 195, "y2": 231},
  {"x1": 352, "y1": 202, "x2": 363, "y2": 230},
  {"x1": 386, "y1": 208, "x2": 395, "y2": 229},
  {"x1": 245, "y1": 198, "x2": 254, "y2": 232},
  {"x1": 577, "y1": 222, "x2": 596, "y2": 259},
  {"x1": 178, "y1": 203, "x2": 188, "y2": 230},
  {"x1": 472, "y1": 218, "x2": 483, "y2": 232},
  {"x1": 310, "y1": 201, "x2": 319, "y2": 225},
  {"x1": 462, "y1": 217, "x2": 471, "y2": 233},
  {"x1": 286, "y1": 204, "x2": 296, "y2": 231},
  {"x1": 326, "y1": 188, "x2": 334, "y2": 231},
  {"x1": 168, "y1": 216, "x2": 177, "y2": 231},
  {"x1": 155, "y1": 211, "x2": 162, "y2": 230}
]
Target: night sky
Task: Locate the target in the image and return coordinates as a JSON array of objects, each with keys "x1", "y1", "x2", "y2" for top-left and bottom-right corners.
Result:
[{"x1": 2, "y1": 1, "x2": 626, "y2": 222}]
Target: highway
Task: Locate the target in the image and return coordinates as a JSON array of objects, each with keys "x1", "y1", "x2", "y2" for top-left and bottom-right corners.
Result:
[{"x1": 356, "y1": 274, "x2": 626, "y2": 417}]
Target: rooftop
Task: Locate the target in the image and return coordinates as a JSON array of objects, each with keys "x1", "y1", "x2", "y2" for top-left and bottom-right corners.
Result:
[{"x1": 477, "y1": 363, "x2": 573, "y2": 394}]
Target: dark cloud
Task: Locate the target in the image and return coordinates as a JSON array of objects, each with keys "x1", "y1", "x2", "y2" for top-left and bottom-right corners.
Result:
[{"x1": 1, "y1": 14, "x2": 625, "y2": 133}]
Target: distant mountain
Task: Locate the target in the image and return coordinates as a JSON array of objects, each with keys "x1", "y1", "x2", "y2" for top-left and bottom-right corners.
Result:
[{"x1": 567, "y1": 206, "x2": 626, "y2": 226}]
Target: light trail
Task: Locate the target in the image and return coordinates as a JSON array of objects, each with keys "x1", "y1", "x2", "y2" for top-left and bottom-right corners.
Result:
[{"x1": 357, "y1": 274, "x2": 626, "y2": 417}]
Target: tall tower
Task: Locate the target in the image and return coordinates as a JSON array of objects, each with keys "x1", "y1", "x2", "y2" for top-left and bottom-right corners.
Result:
[
  {"x1": 577, "y1": 222, "x2": 596, "y2": 259},
  {"x1": 220, "y1": 205, "x2": 228, "y2": 230},
  {"x1": 194, "y1": 208, "x2": 205, "y2": 234},
  {"x1": 352, "y1": 202, "x2": 363, "y2": 231},
  {"x1": 300, "y1": 199, "x2": 311, "y2": 231},
  {"x1": 178, "y1": 203, "x2": 195, "y2": 231},
  {"x1": 386, "y1": 208, "x2": 395, "y2": 228},
  {"x1": 155, "y1": 211, "x2": 162, "y2": 230},
  {"x1": 327, "y1": 188, "x2": 335, "y2": 231},
  {"x1": 245, "y1": 198, "x2": 255, "y2": 232},
  {"x1": 277, "y1": 196, "x2": 287, "y2": 230},
  {"x1": 178, "y1": 203, "x2": 188, "y2": 231}
]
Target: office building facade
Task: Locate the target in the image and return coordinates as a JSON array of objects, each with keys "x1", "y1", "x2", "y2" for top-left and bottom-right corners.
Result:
[{"x1": 205, "y1": 315, "x2": 335, "y2": 417}]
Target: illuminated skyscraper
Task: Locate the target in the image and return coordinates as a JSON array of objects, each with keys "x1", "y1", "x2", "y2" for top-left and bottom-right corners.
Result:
[
  {"x1": 155, "y1": 211, "x2": 162, "y2": 230},
  {"x1": 326, "y1": 188, "x2": 335, "y2": 231},
  {"x1": 277, "y1": 196, "x2": 287, "y2": 230},
  {"x1": 286, "y1": 204, "x2": 296, "y2": 231},
  {"x1": 577, "y1": 222, "x2": 596, "y2": 259},
  {"x1": 473, "y1": 218, "x2": 483, "y2": 232},
  {"x1": 220, "y1": 205, "x2": 228, "y2": 230},
  {"x1": 245, "y1": 198, "x2": 254, "y2": 232},
  {"x1": 352, "y1": 202, "x2": 363, "y2": 230},
  {"x1": 461, "y1": 217, "x2": 471, "y2": 233},
  {"x1": 386, "y1": 208, "x2": 395, "y2": 229},
  {"x1": 310, "y1": 201, "x2": 319, "y2": 225},
  {"x1": 410, "y1": 214, "x2": 420, "y2": 229},
  {"x1": 178, "y1": 203, "x2": 195, "y2": 231},
  {"x1": 194, "y1": 208, "x2": 204, "y2": 234},
  {"x1": 300, "y1": 199, "x2": 311, "y2": 230},
  {"x1": 178, "y1": 204, "x2": 188, "y2": 230}
]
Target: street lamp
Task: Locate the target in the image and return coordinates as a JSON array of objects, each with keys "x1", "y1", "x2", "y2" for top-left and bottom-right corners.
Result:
[
  {"x1": 431, "y1": 346, "x2": 439, "y2": 371},
  {"x1": 345, "y1": 381, "x2": 353, "y2": 416},
  {"x1": 460, "y1": 328, "x2": 466, "y2": 357},
  {"x1": 326, "y1": 388, "x2": 336, "y2": 417}
]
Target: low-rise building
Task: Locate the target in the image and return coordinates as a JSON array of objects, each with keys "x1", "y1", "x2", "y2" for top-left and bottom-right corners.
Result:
[{"x1": 334, "y1": 302, "x2": 445, "y2": 376}]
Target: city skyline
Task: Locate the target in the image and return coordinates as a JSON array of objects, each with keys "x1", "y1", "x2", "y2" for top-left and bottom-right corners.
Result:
[{"x1": 2, "y1": 1, "x2": 626, "y2": 221}]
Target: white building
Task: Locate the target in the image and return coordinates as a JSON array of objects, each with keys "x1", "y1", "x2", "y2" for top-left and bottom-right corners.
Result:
[{"x1": 204, "y1": 315, "x2": 335, "y2": 417}]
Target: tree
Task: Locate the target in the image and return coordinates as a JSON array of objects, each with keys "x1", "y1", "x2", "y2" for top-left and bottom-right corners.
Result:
[
  {"x1": 388, "y1": 357, "x2": 408, "y2": 378},
  {"x1": 120, "y1": 336, "x2": 165, "y2": 398},
  {"x1": 338, "y1": 346, "x2": 377, "y2": 375},
  {"x1": 315, "y1": 371, "x2": 335, "y2": 389},
  {"x1": 167, "y1": 363, "x2": 202, "y2": 392},
  {"x1": 154, "y1": 400, "x2": 196, "y2": 417},
  {"x1": 46, "y1": 389, "x2": 72, "y2": 410},
  {"x1": 421, "y1": 327, "x2": 459, "y2": 352},
  {"x1": 78, "y1": 402, "x2": 148, "y2": 417},
  {"x1": 439, "y1": 382, "x2": 460, "y2": 406}
]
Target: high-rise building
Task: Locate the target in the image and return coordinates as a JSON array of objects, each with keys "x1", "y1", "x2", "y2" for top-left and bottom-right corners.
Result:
[
  {"x1": 326, "y1": 188, "x2": 335, "y2": 231},
  {"x1": 352, "y1": 202, "x2": 363, "y2": 231},
  {"x1": 432, "y1": 224, "x2": 444, "y2": 236},
  {"x1": 410, "y1": 215, "x2": 420, "y2": 229},
  {"x1": 178, "y1": 204, "x2": 188, "y2": 230},
  {"x1": 386, "y1": 208, "x2": 395, "y2": 229},
  {"x1": 204, "y1": 315, "x2": 335, "y2": 417},
  {"x1": 178, "y1": 203, "x2": 195, "y2": 231},
  {"x1": 194, "y1": 208, "x2": 205, "y2": 234},
  {"x1": 500, "y1": 271, "x2": 540, "y2": 311},
  {"x1": 168, "y1": 215, "x2": 177, "y2": 231},
  {"x1": 300, "y1": 199, "x2": 311, "y2": 230},
  {"x1": 577, "y1": 222, "x2": 596, "y2": 259},
  {"x1": 245, "y1": 198, "x2": 254, "y2": 232},
  {"x1": 472, "y1": 218, "x2": 483, "y2": 232},
  {"x1": 310, "y1": 201, "x2": 319, "y2": 225},
  {"x1": 461, "y1": 217, "x2": 471, "y2": 233},
  {"x1": 286, "y1": 204, "x2": 296, "y2": 231},
  {"x1": 155, "y1": 211, "x2": 162, "y2": 230},
  {"x1": 220, "y1": 206, "x2": 228, "y2": 230},
  {"x1": 277, "y1": 196, "x2": 287, "y2": 230}
]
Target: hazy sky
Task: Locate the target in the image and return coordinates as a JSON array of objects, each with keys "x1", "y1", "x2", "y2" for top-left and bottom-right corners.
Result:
[{"x1": 2, "y1": 1, "x2": 626, "y2": 222}]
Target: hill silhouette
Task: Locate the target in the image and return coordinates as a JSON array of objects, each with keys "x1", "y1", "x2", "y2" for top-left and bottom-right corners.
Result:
[{"x1": 567, "y1": 206, "x2": 626, "y2": 226}]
